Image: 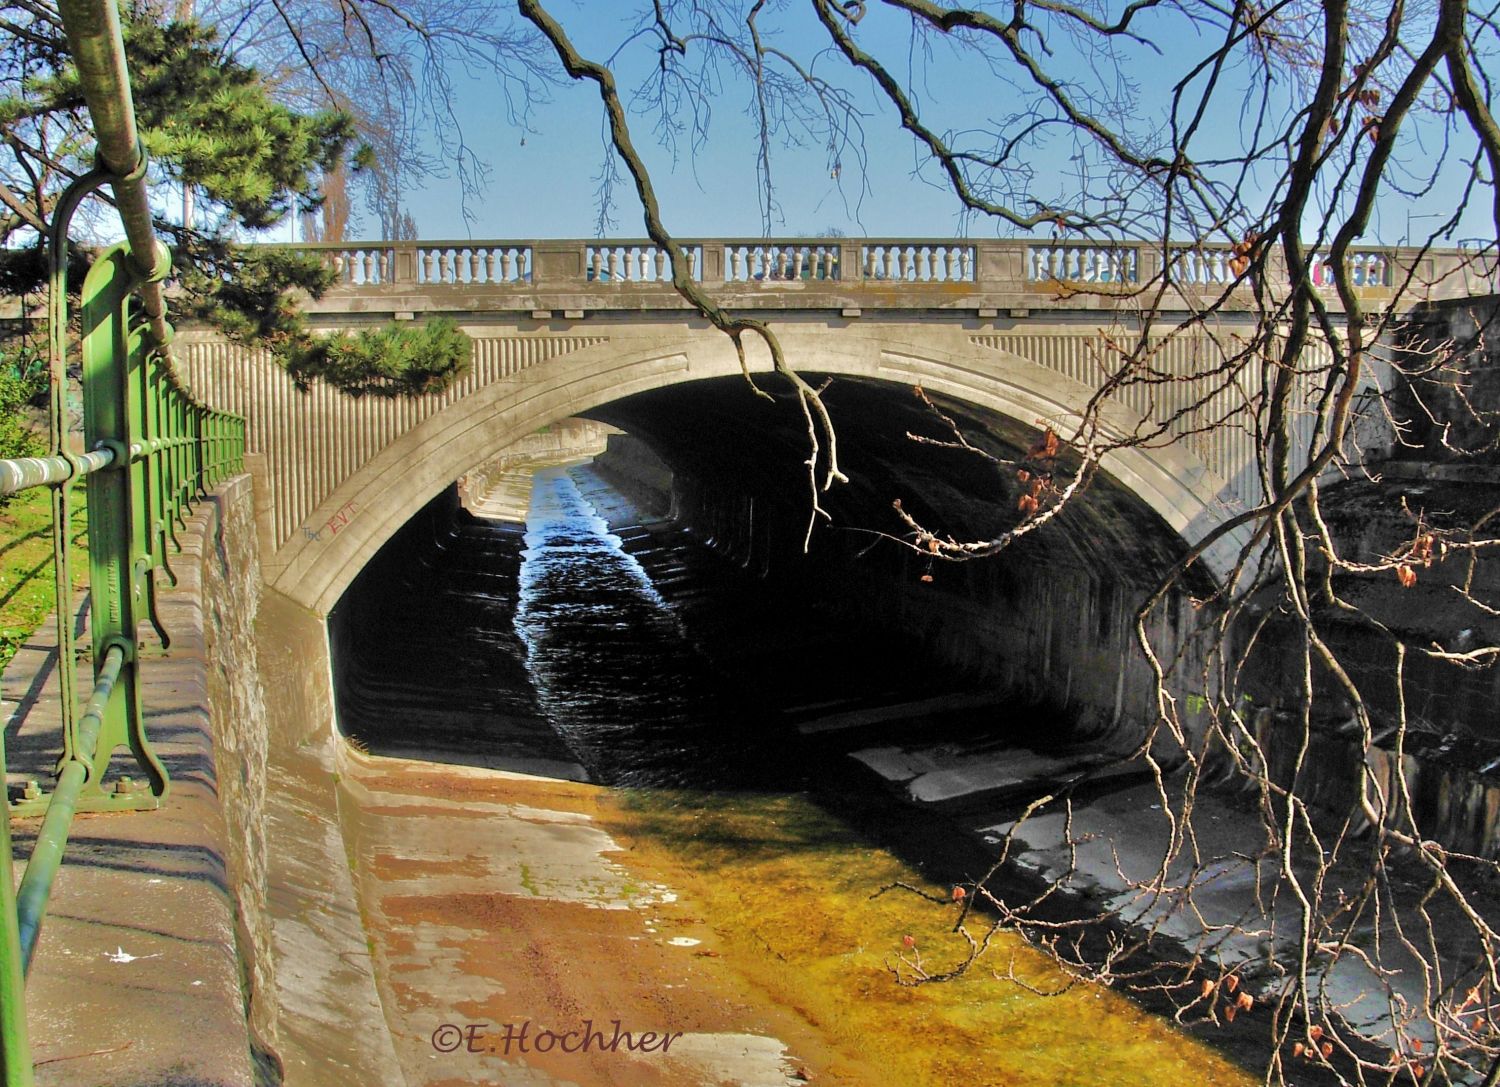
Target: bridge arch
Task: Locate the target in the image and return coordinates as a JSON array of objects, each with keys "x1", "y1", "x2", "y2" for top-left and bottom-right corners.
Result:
[{"x1": 186, "y1": 322, "x2": 1251, "y2": 615}]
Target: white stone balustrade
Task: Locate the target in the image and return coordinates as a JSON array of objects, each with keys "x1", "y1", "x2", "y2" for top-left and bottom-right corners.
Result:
[
  {"x1": 723, "y1": 243, "x2": 840, "y2": 282},
  {"x1": 418, "y1": 245, "x2": 531, "y2": 284},
  {"x1": 1169, "y1": 248, "x2": 1239, "y2": 285},
  {"x1": 1308, "y1": 251, "x2": 1392, "y2": 289},
  {"x1": 280, "y1": 238, "x2": 1484, "y2": 314},
  {"x1": 585, "y1": 245, "x2": 699, "y2": 282},
  {"x1": 322, "y1": 246, "x2": 396, "y2": 286},
  {"x1": 860, "y1": 243, "x2": 974, "y2": 282},
  {"x1": 1028, "y1": 244, "x2": 1141, "y2": 284}
]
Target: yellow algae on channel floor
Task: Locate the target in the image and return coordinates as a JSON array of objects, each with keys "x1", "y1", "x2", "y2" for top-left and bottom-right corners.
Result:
[
  {"x1": 343, "y1": 753, "x2": 1253, "y2": 1087},
  {"x1": 593, "y1": 789, "x2": 1255, "y2": 1087}
]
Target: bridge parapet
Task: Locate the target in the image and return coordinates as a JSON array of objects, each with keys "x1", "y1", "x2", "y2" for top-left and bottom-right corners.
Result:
[{"x1": 283, "y1": 237, "x2": 1495, "y2": 317}]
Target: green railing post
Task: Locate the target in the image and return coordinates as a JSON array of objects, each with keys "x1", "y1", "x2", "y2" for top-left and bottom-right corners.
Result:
[
  {"x1": 79, "y1": 244, "x2": 169, "y2": 804},
  {"x1": 0, "y1": 3, "x2": 247, "y2": 1077},
  {"x1": 0, "y1": 747, "x2": 31, "y2": 1087}
]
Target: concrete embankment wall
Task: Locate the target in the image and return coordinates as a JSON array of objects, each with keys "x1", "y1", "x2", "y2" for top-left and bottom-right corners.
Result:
[
  {"x1": 5, "y1": 476, "x2": 281, "y2": 1085},
  {"x1": 7, "y1": 471, "x2": 415, "y2": 1087},
  {"x1": 1233, "y1": 296, "x2": 1500, "y2": 859}
]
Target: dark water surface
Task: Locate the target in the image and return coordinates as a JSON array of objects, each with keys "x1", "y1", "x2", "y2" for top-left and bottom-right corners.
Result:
[
  {"x1": 334, "y1": 460, "x2": 960, "y2": 788},
  {"x1": 512, "y1": 466, "x2": 803, "y2": 788}
]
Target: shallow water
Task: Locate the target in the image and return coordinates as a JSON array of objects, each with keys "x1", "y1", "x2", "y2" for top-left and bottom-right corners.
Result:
[
  {"x1": 514, "y1": 467, "x2": 796, "y2": 789},
  {"x1": 332, "y1": 461, "x2": 1255, "y2": 1085}
]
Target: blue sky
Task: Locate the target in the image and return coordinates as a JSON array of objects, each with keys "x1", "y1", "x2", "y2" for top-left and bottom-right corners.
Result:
[{"x1": 292, "y1": 2, "x2": 1495, "y2": 248}]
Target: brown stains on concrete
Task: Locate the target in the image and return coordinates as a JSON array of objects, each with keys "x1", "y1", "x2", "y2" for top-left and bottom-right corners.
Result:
[{"x1": 340, "y1": 753, "x2": 847, "y2": 1086}]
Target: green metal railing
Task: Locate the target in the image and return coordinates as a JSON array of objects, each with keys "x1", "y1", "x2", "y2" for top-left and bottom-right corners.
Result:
[{"x1": 0, "y1": 0, "x2": 245, "y2": 1080}]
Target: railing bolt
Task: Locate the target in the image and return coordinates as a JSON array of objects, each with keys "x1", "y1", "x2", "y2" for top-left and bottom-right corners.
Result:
[
  {"x1": 20, "y1": 781, "x2": 40, "y2": 802},
  {"x1": 113, "y1": 776, "x2": 135, "y2": 796}
]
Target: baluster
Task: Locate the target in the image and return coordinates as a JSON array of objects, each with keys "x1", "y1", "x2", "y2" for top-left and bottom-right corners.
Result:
[
  {"x1": 943, "y1": 247, "x2": 956, "y2": 281},
  {"x1": 503, "y1": 249, "x2": 516, "y2": 281},
  {"x1": 604, "y1": 248, "x2": 618, "y2": 281},
  {"x1": 587, "y1": 248, "x2": 600, "y2": 281},
  {"x1": 481, "y1": 248, "x2": 494, "y2": 283},
  {"x1": 655, "y1": 250, "x2": 668, "y2": 280},
  {"x1": 789, "y1": 248, "x2": 802, "y2": 280},
  {"x1": 419, "y1": 250, "x2": 432, "y2": 282},
  {"x1": 464, "y1": 248, "x2": 477, "y2": 283},
  {"x1": 921, "y1": 247, "x2": 934, "y2": 281}
]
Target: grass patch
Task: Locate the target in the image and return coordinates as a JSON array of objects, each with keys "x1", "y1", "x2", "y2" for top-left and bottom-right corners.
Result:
[{"x1": 0, "y1": 486, "x2": 87, "y2": 675}]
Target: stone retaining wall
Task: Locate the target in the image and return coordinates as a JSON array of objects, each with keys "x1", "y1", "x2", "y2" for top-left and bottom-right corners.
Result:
[{"x1": 3, "y1": 475, "x2": 275, "y2": 1085}]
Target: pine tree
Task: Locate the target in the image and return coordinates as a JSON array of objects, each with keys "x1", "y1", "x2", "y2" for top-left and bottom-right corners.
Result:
[{"x1": 0, "y1": 1, "x2": 469, "y2": 396}]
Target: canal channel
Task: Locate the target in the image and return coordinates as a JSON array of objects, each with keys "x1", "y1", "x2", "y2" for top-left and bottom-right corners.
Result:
[{"x1": 326, "y1": 451, "x2": 1260, "y2": 1086}]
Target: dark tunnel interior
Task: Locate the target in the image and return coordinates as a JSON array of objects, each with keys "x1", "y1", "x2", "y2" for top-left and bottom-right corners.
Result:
[{"x1": 327, "y1": 374, "x2": 1211, "y2": 789}]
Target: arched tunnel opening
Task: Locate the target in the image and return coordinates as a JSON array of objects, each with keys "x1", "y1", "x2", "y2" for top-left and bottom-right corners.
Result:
[
  {"x1": 328, "y1": 374, "x2": 1212, "y2": 789},
  {"x1": 313, "y1": 375, "x2": 1291, "y2": 1079}
]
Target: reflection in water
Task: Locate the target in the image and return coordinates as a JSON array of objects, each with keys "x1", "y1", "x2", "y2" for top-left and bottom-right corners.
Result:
[{"x1": 514, "y1": 467, "x2": 796, "y2": 789}]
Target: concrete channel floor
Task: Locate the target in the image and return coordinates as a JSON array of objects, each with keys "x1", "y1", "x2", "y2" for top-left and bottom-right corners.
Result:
[{"x1": 338, "y1": 752, "x2": 857, "y2": 1087}]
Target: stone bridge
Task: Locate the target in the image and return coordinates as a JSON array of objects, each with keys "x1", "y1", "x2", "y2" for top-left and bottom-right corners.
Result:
[{"x1": 176, "y1": 237, "x2": 1489, "y2": 615}]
